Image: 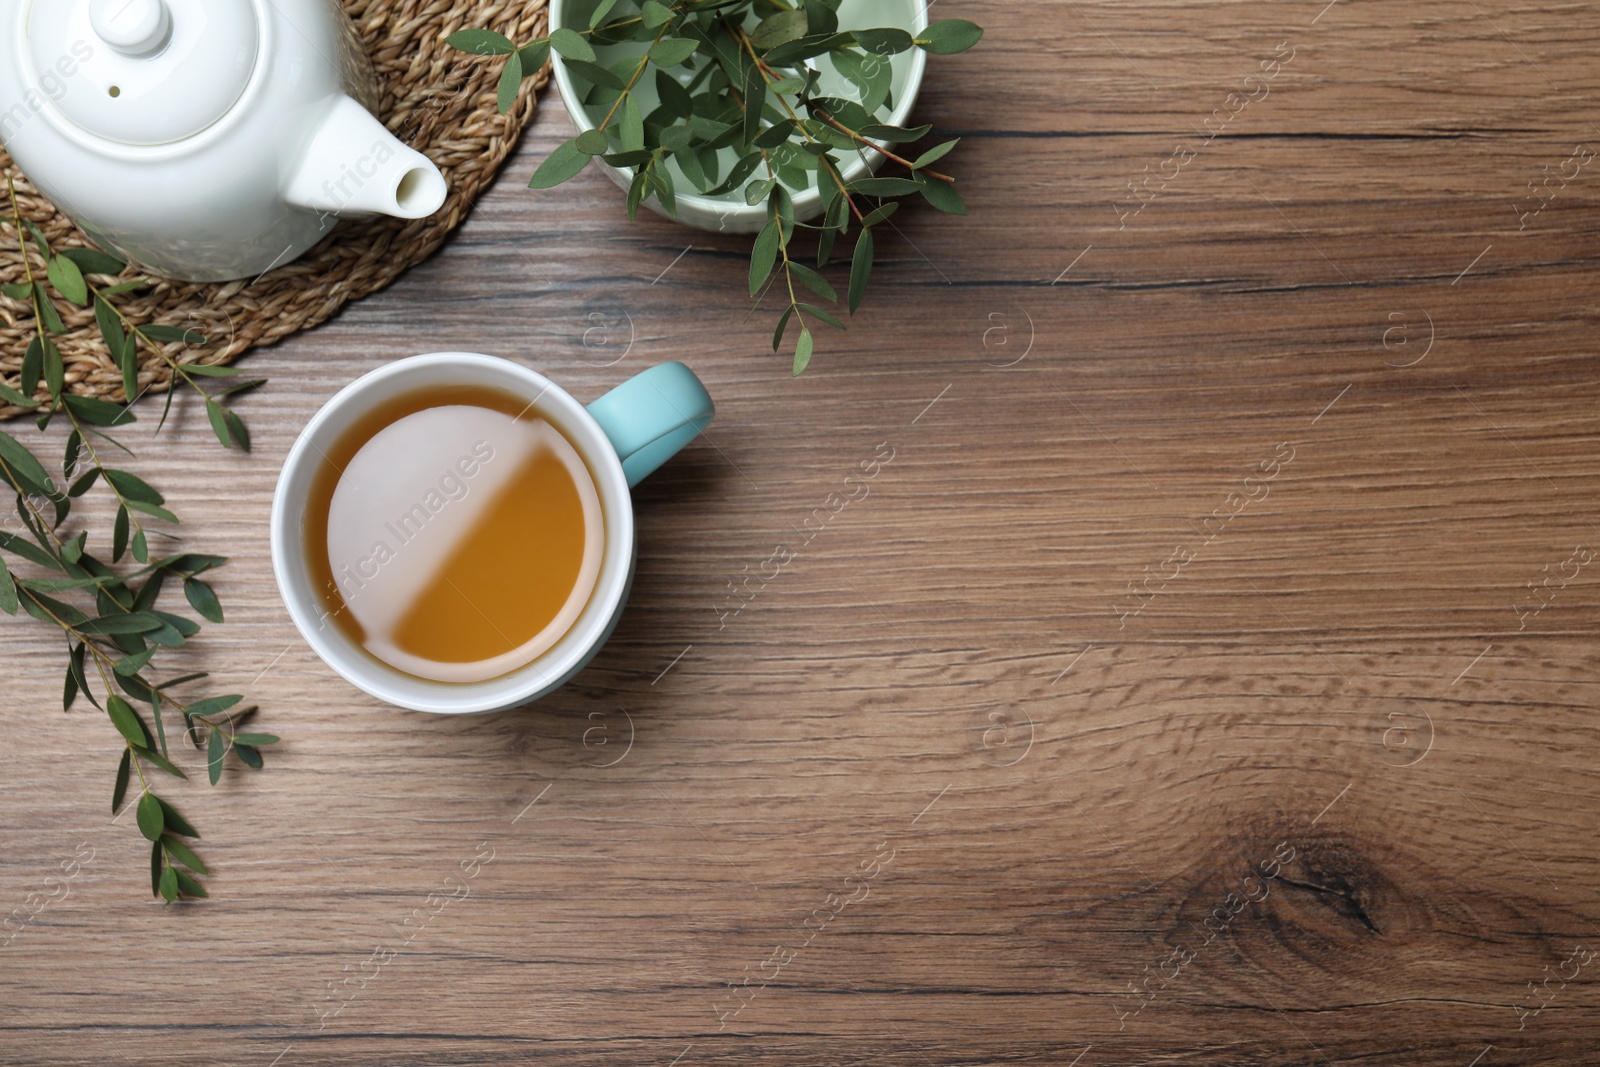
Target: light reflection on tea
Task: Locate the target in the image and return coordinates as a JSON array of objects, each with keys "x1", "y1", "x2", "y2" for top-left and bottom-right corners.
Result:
[{"x1": 304, "y1": 386, "x2": 603, "y2": 683}]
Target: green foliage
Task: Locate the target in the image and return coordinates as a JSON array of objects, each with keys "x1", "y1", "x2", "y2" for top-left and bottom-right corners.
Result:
[
  {"x1": 0, "y1": 179, "x2": 279, "y2": 902},
  {"x1": 446, "y1": 3, "x2": 981, "y2": 374}
]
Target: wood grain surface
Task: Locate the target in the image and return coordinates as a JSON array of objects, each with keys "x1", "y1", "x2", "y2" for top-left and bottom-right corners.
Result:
[{"x1": 4, "y1": 1, "x2": 1600, "y2": 1064}]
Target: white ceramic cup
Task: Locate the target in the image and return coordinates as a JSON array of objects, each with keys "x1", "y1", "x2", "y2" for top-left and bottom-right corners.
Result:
[{"x1": 270, "y1": 353, "x2": 714, "y2": 714}]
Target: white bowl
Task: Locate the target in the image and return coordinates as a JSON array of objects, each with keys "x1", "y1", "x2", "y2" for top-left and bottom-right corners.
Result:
[{"x1": 548, "y1": 0, "x2": 929, "y2": 233}]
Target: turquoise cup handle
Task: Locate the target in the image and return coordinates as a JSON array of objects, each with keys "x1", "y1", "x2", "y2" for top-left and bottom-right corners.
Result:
[{"x1": 587, "y1": 362, "x2": 715, "y2": 488}]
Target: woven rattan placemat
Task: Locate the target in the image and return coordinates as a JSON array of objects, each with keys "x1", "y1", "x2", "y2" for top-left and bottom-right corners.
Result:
[{"x1": 0, "y1": 0, "x2": 547, "y2": 414}]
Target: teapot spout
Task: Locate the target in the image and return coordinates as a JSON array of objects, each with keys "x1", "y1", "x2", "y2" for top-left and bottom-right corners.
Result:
[{"x1": 283, "y1": 95, "x2": 447, "y2": 220}]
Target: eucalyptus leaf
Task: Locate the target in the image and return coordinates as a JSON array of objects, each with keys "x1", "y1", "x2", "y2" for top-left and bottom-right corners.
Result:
[
  {"x1": 659, "y1": 123, "x2": 694, "y2": 151},
  {"x1": 232, "y1": 733, "x2": 280, "y2": 747},
  {"x1": 550, "y1": 27, "x2": 597, "y2": 62},
  {"x1": 172, "y1": 869, "x2": 206, "y2": 899},
  {"x1": 647, "y1": 157, "x2": 677, "y2": 214},
  {"x1": 650, "y1": 37, "x2": 699, "y2": 67},
  {"x1": 175, "y1": 362, "x2": 239, "y2": 377},
  {"x1": 802, "y1": 0, "x2": 839, "y2": 36},
  {"x1": 207, "y1": 727, "x2": 225, "y2": 785},
  {"x1": 745, "y1": 177, "x2": 777, "y2": 206},
  {"x1": 575, "y1": 128, "x2": 610, "y2": 155},
  {"x1": 136, "y1": 792, "x2": 164, "y2": 841},
  {"x1": 704, "y1": 153, "x2": 762, "y2": 196},
  {"x1": 79, "y1": 613, "x2": 162, "y2": 636},
  {"x1": 155, "y1": 796, "x2": 198, "y2": 837},
  {"x1": 183, "y1": 577, "x2": 223, "y2": 623},
  {"x1": 139, "y1": 324, "x2": 206, "y2": 345},
  {"x1": 531, "y1": 137, "x2": 593, "y2": 189},
  {"x1": 108, "y1": 696, "x2": 150, "y2": 747},
  {"x1": 103, "y1": 468, "x2": 162, "y2": 505},
  {"x1": 41, "y1": 335, "x2": 64, "y2": 398},
  {"x1": 0, "y1": 429, "x2": 54, "y2": 495},
  {"x1": 162, "y1": 834, "x2": 207, "y2": 874},
  {"x1": 772, "y1": 306, "x2": 794, "y2": 351},
  {"x1": 859, "y1": 122, "x2": 932, "y2": 144},
  {"x1": 751, "y1": 9, "x2": 808, "y2": 51},
  {"x1": 134, "y1": 745, "x2": 187, "y2": 779},
  {"x1": 655, "y1": 69, "x2": 693, "y2": 115},
  {"x1": 740, "y1": 63, "x2": 766, "y2": 144},
  {"x1": 118, "y1": 335, "x2": 139, "y2": 402},
  {"x1": 518, "y1": 40, "x2": 551, "y2": 76},
  {"x1": 641, "y1": 1, "x2": 674, "y2": 28},
  {"x1": 919, "y1": 19, "x2": 984, "y2": 54},
  {"x1": 150, "y1": 610, "x2": 199, "y2": 639},
  {"x1": 788, "y1": 261, "x2": 838, "y2": 303},
  {"x1": 116, "y1": 670, "x2": 155, "y2": 706},
  {"x1": 852, "y1": 27, "x2": 914, "y2": 55},
  {"x1": 47, "y1": 255, "x2": 88, "y2": 306},
  {"x1": 675, "y1": 144, "x2": 707, "y2": 191},
  {"x1": 620, "y1": 96, "x2": 645, "y2": 152},
  {"x1": 917, "y1": 172, "x2": 967, "y2": 215},
  {"x1": 793, "y1": 327, "x2": 814, "y2": 376},
  {"x1": 204, "y1": 399, "x2": 232, "y2": 449},
  {"x1": 496, "y1": 49, "x2": 524, "y2": 114},
  {"x1": 798, "y1": 301, "x2": 846, "y2": 330},
  {"x1": 0, "y1": 381, "x2": 38, "y2": 408},
  {"x1": 626, "y1": 169, "x2": 648, "y2": 218},
  {"x1": 60, "y1": 247, "x2": 127, "y2": 276},
  {"x1": 445, "y1": 28, "x2": 516, "y2": 55},
  {"x1": 0, "y1": 531, "x2": 61, "y2": 572},
  {"x1": 159, "y1": 863, "x2": 178, "y2": 902},
  {"x1": 69, "y1": 642, "x2": 96, "y2": 708},
  {"x1": 750, "y1": 217, "x2": 782, "y2": 296},
  {"x1": 849, "y1": 176, "x2": 922, "y2": 197},
  {"x1": 20, "y1": 336, "x2": 41, "y2": 397},
  {"x1": 0, "y1": 555, "x2": 16, "y2": 616},
  {"x1": 860, "y1": 201, "x2": 899, "y2": 227},
  {"x1": 754, "y1": 119, "x2": 798, "y2": 149},
  {"x1": 912, "y1": 139, "x2": 959, "y2": 171},
  {"x1": 221, "y1": 410, "x2": 251, "y2": 453},
  {"x1": 849, "y1": 227, "x2": 874, "y2": 313},
  {"x1": 62, "y1": 394, "x2": 134, "y2": 427},
  {"x1": 114, "y1": 644, "x2": 159, "y2": 676},
  {"x1": 112, "y1": 750, "x2": 131, "y2": 813},
  {"x1": 188, "y1": 695, "x2": 244, "y2": 719},
  {"x1": 764, "y1": 31, "x2": 852, "y2": 65}
]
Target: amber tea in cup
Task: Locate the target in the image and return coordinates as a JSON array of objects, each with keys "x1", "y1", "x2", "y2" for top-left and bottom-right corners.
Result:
[{"x1": 303, "y1": 384, "x2": 604, "y2": 683}]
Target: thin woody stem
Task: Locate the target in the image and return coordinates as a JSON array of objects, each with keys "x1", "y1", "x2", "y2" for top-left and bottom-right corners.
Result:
[
  {"x1": 733, "y1": 30, "x2": 866, "y2": 223},
  {"x1": 813, "y1": 108, "x2": 955, "y2": 183}
]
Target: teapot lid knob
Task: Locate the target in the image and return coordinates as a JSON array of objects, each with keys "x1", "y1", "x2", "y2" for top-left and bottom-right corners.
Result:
[
  {"x1": 23, "y1": 0, "x2": 260, "y2": 146},
  {"x1": 89, "y1": 0, "x2": 173, "y2": 57}
]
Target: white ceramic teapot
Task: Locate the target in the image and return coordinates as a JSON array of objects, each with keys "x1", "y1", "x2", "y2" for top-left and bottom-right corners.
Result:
[{"x1": 0, "y1": 0, "x2": 448, "y2": 282}]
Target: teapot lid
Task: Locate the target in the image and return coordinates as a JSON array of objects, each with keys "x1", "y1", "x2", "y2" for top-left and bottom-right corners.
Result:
[{"x1": 27, "y1": 0, "x2": 259, "y2": 146}]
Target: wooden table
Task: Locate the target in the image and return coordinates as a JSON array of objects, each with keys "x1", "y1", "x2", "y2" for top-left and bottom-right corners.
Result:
[{"x1": 4, "y1": 1, "x2": 1599, "y2": 1063}]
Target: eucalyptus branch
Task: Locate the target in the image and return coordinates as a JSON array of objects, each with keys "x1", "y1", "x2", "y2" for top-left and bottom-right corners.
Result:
[
  {"x1": 448, "y1": 0, "x2": 983, "y2": 373},
  {"x1": 732, "y1": 30, "x2": 865, "y2": 225},
  {"x1": 59, "y1": 405, "x2": 154, "y2": 556},
  {"x1": 0, "y1": 180, "x2": 279, "y2": 903},
  {"x1": 599, "y1": 19, "x2": 677, "y2": 133},
  {"x1": 811, "y1": 106, "x2": 955, "y2": 183}
]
